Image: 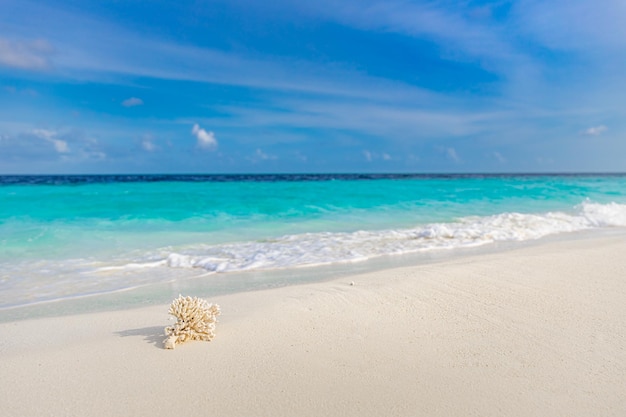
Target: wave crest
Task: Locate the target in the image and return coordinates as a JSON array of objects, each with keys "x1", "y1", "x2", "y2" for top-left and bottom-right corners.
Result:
[{"x1": 163, "y1": 200, "x2": 626, "y2": 273}]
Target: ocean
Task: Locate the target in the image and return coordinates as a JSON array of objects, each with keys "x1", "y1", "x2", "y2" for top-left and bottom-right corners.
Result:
[{"x1": 2, "y1": 173, "x2": 626, "y2": 316}]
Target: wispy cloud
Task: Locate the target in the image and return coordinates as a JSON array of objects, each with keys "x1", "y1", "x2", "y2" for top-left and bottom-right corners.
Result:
[
  {"x1": 122, "y1": 97, "x2": 143, "y2": 107},
  {"x1": 440, "y1": 147, "x2": 460, "y2": 163},
  {"x1": 509, "y1": 1, "x2": 626, "y2": 109},
  {"x1": 254, "y1": 149, "x2": 278, "y2": 161},
  {"x1": 0, "y1": 1, "x2": 455, "y2": 104},
  {"x1": 141, "y1": 135, "x2": 156, "y2": 152},
  {"x1": 513, "y1": 0, "x2": 626, "y2": 52},
  {"x1": 0, "y1": 127, "x2": 107, "y2": 165},
  {"x1": 295, "y1": 0, "x2": 533, "y2": 79},
  {"x1": 210, "y1": 98, "x2": 506, "y2": 143},
  {"x1": 582, "y1": 125, "x2": 607, "y2": 136},
  {"x1": 3, "y1": 86, "x2": 38, "y2": 96},
  {"x1": 32, "y1": 129, "x2": 69, "y2": 153},
  {"x1": 492, "y1": 151, "x2": 506, "y2": 164},
  {"x1": 362, "y1": 150, "x2": 392, "y2": 162},
  {"x1": 0, "y1": 37, "x2": 54, "y2": 70},
  {"x1": 2, "y1": 0, "x2": 626, "y2": 173},
  {"x1": 191, "y1": 124, "x2": 218, "y2": 150}
]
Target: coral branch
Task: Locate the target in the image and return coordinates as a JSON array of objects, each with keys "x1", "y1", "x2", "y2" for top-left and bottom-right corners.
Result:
[{"x1": 164, "y1": 295, "x2": 220, "y2": 349}]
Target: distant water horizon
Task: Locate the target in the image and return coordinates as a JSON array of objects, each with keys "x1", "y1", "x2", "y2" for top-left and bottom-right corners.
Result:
[
  {"x1": 3, "y1": 172, "x2": 626, "y2": 183},
  {"x1": 2, "y1": 173, "x2": 626, "y2": 314}
]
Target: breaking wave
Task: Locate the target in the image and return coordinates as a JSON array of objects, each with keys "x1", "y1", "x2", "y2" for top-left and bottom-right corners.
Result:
[{"x1": 163, "y1": 200, "x2": 626, "y2": 273}]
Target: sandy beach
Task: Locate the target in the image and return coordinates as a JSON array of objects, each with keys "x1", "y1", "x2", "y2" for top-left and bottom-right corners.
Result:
[{"x1": 1, "y1": 233, "x2": 625, "y2": 417}]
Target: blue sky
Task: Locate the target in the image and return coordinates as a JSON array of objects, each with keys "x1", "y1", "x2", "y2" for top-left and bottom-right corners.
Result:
[{"x1": 1, "y1": 0, "x2": 625, "y2": 174}]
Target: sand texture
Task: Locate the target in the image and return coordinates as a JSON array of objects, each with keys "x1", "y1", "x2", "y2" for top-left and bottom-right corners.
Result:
[{"x1": 1, "y1": 234, "x2": 626, "y2": 416}]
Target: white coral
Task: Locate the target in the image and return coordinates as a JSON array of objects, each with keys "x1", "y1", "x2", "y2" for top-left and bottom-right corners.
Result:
[{"x1": 164, "y1": 295, "x2": 220, "y2": 349}]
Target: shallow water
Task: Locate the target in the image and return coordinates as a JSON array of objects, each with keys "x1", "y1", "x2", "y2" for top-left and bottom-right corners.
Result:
[{"x1": 2, "y1": 173, "x2": 626, "y2": 312}]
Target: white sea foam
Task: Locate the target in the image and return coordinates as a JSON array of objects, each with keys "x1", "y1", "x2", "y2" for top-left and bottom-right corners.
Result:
[
  {"x1": 163, "y1": 201, "x2": 626, "y2": 273},
  {"x1": 3, "y1": 200, "x2": 625, "y2": 310},
  {"x1": 96, "y1": 261, "x2": 166, "y2": 271}
]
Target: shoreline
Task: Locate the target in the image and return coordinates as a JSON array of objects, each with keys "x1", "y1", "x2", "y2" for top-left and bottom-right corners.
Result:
[
  {"x1": 1, "y1": 227, "x2": 623, "y2": 323},
  {"x1": 1, "y1": 232, "x2": 626, "y2": 416}
]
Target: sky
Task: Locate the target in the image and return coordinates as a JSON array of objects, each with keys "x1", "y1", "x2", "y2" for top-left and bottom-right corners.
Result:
[{"x1": 1, "y1": 0, "x2": 625, "y2": 174}]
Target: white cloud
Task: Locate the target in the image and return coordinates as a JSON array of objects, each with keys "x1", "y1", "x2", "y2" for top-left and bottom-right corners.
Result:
[
  {"x1": 122, "y1": 97, "x2": 144, "y2": 107},
  {"x1": 582, "y1": 125, "x2": 607, "y2": 136},
  {"x1": 295, "y1": 151, "x2": 308, "y2": 162},
  {"x1": 407, "y1": 154, "x2": 420, "y2": 163},
  {"x1": 0, "y1": 127, "x2": 109, "y2": 166},
  {"x1": 492, "y1": 151, "x2": 506, "y2": 163},
  {"x1": 141, "y1": 136, "x2": 156, "y2": 152},
  {"x1": 0, "y1": 37, "x2": 54, "y2": 70},
  {"x1": 191, "y1": 124, "x2": 218, "y2": 150},
  {"x1": 444, "y1": 147, "x2": 460, "y2": 162},
  {"x1": 32, "y1": 128, "x2": 69, "y2": 153},
  {"x1": 53, "y1": 140, "x2": 69, "y2": 153},
  {"x1": 255, "y1": 148, "x2": 277, "y2": 160},
  {"x1": 363, "y1": 150, "x2": 392, "y2": 162}
]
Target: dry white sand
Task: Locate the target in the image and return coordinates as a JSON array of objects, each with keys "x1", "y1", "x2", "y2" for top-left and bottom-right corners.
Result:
[{"x1": 1, "y1": 234, "x2": 626, "y2": 417}]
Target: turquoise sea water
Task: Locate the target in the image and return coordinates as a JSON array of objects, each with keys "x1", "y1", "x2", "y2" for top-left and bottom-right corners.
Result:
[{"x1": 2, "y1": 174, "x2": 626, "y2": 312}]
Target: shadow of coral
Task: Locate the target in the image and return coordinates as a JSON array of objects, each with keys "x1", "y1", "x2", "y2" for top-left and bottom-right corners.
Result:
[{"x1": 116, "y1": 326, "x2": 165, "y2": 349}]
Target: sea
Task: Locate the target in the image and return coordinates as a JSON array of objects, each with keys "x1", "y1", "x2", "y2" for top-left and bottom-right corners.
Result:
[{"x1": 2, "y1": 173, "x2": 626, "y2": 319}]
